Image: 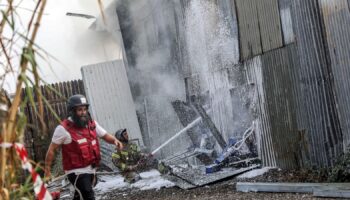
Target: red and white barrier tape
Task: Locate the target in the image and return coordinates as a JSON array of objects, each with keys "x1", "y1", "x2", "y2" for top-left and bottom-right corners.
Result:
[{"x1": 0, "y1": 142, "x2": 52, "y2": 200}]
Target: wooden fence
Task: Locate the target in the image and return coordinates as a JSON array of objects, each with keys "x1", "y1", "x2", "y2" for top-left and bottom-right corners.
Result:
[{"x1": 22, "y1": 80, "x2": 85, "y2": 164}]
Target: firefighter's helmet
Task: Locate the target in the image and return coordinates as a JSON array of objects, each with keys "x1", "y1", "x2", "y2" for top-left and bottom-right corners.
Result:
[
  {"x1": 67, "y1": 94, "x2": 89, "y2": 111},
  {"x1": 115, "y1": 128, "x2": 128, "y2": 142}
]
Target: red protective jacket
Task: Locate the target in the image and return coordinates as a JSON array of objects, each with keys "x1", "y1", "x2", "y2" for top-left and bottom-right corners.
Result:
[{"x1": 61, "y1": 119, "x2": 101, "y2": 171}]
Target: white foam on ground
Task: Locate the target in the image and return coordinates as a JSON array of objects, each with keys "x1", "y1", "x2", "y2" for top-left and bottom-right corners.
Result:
[
  {"x1": 94, "y1": 175, "x2": 128, "y2": 193},
  {"x1": 95, "y1": 169, "x2": 174, "y2": 194},
  {"x1": 132, "y1": 169, "x2": 174, "y2": 190},
  {"x1": 139, "y1": 169, "x2": 161, "y2": 179},
  {"x1": 131, "y1": 175, "x2": 175, "y2": 191},
  {"x1": 237, "y1": 167, "x2": 274, "y2": 179}
]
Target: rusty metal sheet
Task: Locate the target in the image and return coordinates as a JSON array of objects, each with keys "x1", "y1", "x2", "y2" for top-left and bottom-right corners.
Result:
[
  {"x1": 256, "y1": 0, "x2": 283, "y2": 52},
  {"x1": 320, "y1": 0, "x2": 350, "y2": 151},
  {"x1": 291, "y1": 0, "x2": 343, "y2": 167},
  {"x1": 260, "y1": 44, "x2": 300, "y2": 169},
  {"x1": 235, "y1": 0, "x2": 262, "y2": 60},
  {"x1": 236, "y1": 0, "x2": 283, "y2": 60}
]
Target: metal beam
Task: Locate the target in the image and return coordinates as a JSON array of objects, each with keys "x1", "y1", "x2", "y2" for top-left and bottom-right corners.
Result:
[
  {"x1": 237, "y1": 182, "x2": 350, "y2": 194},
  {"x1": 192, "y1": 99, "x2": 227, "y2": 149}
]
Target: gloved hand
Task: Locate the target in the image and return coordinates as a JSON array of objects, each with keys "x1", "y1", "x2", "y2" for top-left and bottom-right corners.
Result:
[{"x1": 136, "y1": 159, "x2": 147, "y2": 170}]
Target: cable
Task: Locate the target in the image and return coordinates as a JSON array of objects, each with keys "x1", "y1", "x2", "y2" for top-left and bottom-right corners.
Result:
[{"x1": 73, "y1": 174, "x2": 83, "y2": 200}]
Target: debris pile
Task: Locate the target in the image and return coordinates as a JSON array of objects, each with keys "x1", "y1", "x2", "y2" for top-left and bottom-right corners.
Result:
[{"x1": 158, "y1": 118, "x2": 260, "y2": 189}]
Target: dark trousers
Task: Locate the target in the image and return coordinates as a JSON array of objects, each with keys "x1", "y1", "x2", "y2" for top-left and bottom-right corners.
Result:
[{"x1": 67, "y1": 173, "x2": 95, "y2": 200}]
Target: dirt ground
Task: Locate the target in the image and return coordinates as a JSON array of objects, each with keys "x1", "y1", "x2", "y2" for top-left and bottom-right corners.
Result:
[
  {"x1": 98, "y1": 169, "x2": 340, "y2": 200},
  {"x1": 236, "y1": 168, "x2": 329, "y2": 183},
  {"x1": 99, "y1": 180, "x2": 337, "y2": 200}
]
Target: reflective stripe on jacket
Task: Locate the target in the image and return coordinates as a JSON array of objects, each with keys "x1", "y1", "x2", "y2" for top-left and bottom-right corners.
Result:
[{"x1": 112, "y1": 143, "x2": 141, "y2": 172}]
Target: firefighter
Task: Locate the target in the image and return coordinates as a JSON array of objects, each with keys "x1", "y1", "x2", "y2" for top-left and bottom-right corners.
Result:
[
  {"x1": 44, "y1": 94, "x2": 124, "y2": 200},
  {"x1": 112, "y1": 129, "x2": 153, "y2": 183}
]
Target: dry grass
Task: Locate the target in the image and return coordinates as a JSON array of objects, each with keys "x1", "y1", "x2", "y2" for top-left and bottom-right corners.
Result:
[
  {"x1": 0, "y1": 0, "x2": 106, "y2": 199},
  {"x1": 1, "y1": 0, "x2": 48, "y2": 198}
]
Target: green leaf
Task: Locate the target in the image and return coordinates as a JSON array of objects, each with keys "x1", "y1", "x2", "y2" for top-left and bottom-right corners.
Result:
[
  {"x1": 1, "y1": 10, "x2": 15, "y2": 30},
  {"x1": 22, "y1": 48, "x2": 37, "y2": 68}
]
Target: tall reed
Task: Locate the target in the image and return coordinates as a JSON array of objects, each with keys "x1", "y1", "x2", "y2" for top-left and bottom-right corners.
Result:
[{"x1": 0, "y1": 0, "x2": 105, "y2": 199}]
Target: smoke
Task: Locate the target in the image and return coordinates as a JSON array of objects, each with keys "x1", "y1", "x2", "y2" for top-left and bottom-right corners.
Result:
[
  {"x1": 117, "y1": 0, "x2": 186, "y2": 105},
  {"x1": 185, "y1": 0, "x2": 239, "y2": 76},
  {"x1": 117, "y1": 0, "x2": 256, "y2": 141},
  {"x1": 184, "y1": 0, "x2": 241, "y2": 139}
]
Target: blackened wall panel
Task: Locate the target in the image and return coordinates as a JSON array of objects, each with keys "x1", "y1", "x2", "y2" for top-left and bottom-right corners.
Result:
[{"x1": 260, "y1": 44, "x2": 300, "y2": 169}]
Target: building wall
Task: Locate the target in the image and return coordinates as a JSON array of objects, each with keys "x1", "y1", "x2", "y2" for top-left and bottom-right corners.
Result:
[
  {"x1": 114, "y1": 0, "x2": 350, "y2": 168},
  {"x1": 291, "y1": 0, "x2": 344, "y2": 167}
]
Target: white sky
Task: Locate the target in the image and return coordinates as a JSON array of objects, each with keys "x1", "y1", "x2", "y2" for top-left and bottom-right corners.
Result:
[{"x1": 2, "y1": 0, "x2": 123, "y2": 93}]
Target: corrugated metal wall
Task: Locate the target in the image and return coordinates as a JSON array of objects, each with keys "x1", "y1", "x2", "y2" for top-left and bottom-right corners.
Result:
[
  {"x1": 244, "y1": 57, "x2": 279, "y2": 166},
  {"x1": 319, "y1": 0, "x2": 350, "y2": 149},
  {"x1": 260, "y1": 44, "x2": 300, "y2": 169},
  {"x1": 252, "y1": 0, "x2": 346, "y2": 168},
  {"x1": 81, "y1": 60, "x2": 143, "y2": 169},
  {"x1": 114, "y1": 0, "x2": 350, "y2": 168},
  {"x1": 235, "y1": 0, "x2": 283, "y2": 60},
  {"x1": 235, "y1": 0, "x2": 262, "y2": 60},
  {"x1": 291, "y1": 0, "x2": 343, "y2": 167},
  {"x1": 256, "y1": 0, "x2": 283, "y2": 52}
]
